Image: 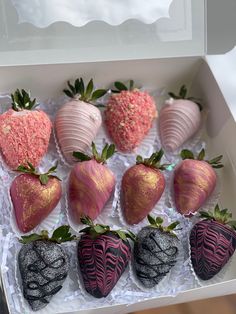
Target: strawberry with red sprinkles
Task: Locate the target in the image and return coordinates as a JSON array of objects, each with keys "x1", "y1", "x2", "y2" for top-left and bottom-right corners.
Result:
[{"x1": 104, "y1": 80, "x2": 157, "y2": 152}]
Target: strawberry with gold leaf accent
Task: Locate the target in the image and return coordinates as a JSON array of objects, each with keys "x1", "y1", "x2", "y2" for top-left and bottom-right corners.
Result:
[
  {"x1": 11, "y1": 162, "x2": 62, "y2": 233},
  {"x1": 121, "y1": 149, "x2": 169, "y2": 225},
  {"x1": 174, "y1": 149, "x2": 223, "y2": 216}
]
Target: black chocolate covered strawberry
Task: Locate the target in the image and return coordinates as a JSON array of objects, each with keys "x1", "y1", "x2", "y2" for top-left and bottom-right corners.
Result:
[
  {"x1": 134, "y1": 215, "x2": 179, "y2": 288},
  {"x1": 78, "y1": 217, "x2": 134, "y2": 298},
  {"x1": 18, "y1": 226, "x2": 76, "y2": 311},
  {"x1": 190, "y1": 204, "x2": 236, "y2": 280}
]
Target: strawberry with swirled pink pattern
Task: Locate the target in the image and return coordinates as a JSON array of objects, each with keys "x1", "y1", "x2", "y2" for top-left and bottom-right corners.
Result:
[
  {"x1": 68, "y1": 143, "x2": 116, "y2": 223},
  {"x1": 77, "y1": 217, "x2": 133, "y2": 298},
  {"x1": 174, "y1": 149, "x2": 223, "y2": 216},
  {"x1": 190, "y1": 205, "x2": 236, "y2": 280}
]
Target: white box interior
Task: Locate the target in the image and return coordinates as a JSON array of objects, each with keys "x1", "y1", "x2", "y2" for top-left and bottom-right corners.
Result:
[{"x1": 1, "y1": 56, "x2": 236, "y2": 314}]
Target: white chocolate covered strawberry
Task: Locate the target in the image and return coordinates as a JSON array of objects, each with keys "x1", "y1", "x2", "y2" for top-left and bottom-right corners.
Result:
[
  {"x1": 0, "y1": 89, "x2": 51, "y2": 169},
  {"x1": 159, "y1": 85, "x2": 202, "y2": 152},
  {"x1": 55, "y1": 79, "x2": 106, "y2": 164}
]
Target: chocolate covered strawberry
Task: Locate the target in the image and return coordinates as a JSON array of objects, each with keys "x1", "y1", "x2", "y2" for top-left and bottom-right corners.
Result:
[
  {"x1": 174, "y1": 149, "x2": 223, "y2": 216},
  {"x1": 18, "y1": 226, "x2": 75, "y2": 311},
  {"x1": 0, "y1": 89, "x2": 51, "y2": 169},
  {"x1": 190, "y1": 205, "x2": 236, "y2": 280},
  {"x1": 11, "y1": 162, "x2": 62, "y2": 233},
  {"x1": 68, "y1": 143, "x2": 116, "y2": 223},
  {"x1": 159, "y1": 85, "x2": 202, "y2": 152},
  {"x1": 121, "y1": 149, "x2": 169, "y2": 225},
  {"x1": 104, "y1": 80, "x2": 157, "y2": 152},
  {"x1": 78, "y1": 217, "x2": 133, "y2": 298},
  {"x1": 134, "y1": 215, "x2": 179, "y2": 288},
  {"x1": 55, "y1": 78, "x2": 107, "y2": 163}
]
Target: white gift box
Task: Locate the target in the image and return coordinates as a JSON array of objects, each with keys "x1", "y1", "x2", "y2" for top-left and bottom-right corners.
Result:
[{"x1": 0, "y1": 0, "x2": 236, "y2": 313}]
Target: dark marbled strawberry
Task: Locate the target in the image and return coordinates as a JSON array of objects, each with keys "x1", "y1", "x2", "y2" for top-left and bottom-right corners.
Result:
[
  {"x1": 190, "y1": 219, "x2": 236, "y2": 280},
  {"x1": 78, "y1": 232, "x2": 131, "y2": 298}
]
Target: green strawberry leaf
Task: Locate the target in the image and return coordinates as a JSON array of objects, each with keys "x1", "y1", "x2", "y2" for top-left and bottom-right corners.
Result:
[
  {"x1": 106, "y1": 144, "x2": 116, "y2": 160},
  {"x1": 73, "y1": 151, "x2": 91, "y2": 162},
  {"x1": 114, "y1": 81, "x2": 128, "y2": 91},
  {"x1": 116, "y1": 230, "x2": 127, "y2": 241},
  {"x1": 136, "y1": 155, "x2": 143, "y2": 163},
  {"x1": 75, "y1": 78, "x2": 81, "y2": 93},
  {"x1": 167, "y1": 221, "x2": 180, "y2": 231},
  {"x1": 101, "y1": 143, "x2": 109, "y2": 161},
  {"x1": 39, "y1": 174, "x2": 49, "y2": 185},
  {"x1": 197, "y1": 149, "x2": 205, "y2": 161},
  {"x1": 180, "y1": 149, "x2": 195, "y2": 160},
  {"x1": 179, "y1": 85, "x2": 187, "y2": 99},
  {"x1": 63, "y1": 89, "x2": 74, "y2": 98},
  {"x1": 51, "y1": 225, "x2": 76, "y2": 243},
  {"x1": 155, "y1": 217, "x2": 164, "y2": 225},
  {"x1": 91, "y1": 142, "x2": 99, "y2": 159},
  {"x1": 19, "y1": 233, "x2": 45, "y2": 244},
  {"x1": 147, "y1": 215, "x2": 156, "y2": 226},
  {"x1": 91, "y1": 89, "x2": 107, "y2": 101},
  {"x1": 94, "y1": 225, "x2": 108, "y2": 234},
  {"x1": 227, "y1": 221, "x2": 236, "y2": 230},
  {"x1": 85, "y1": 78, "x2": 94, "y2": 98}
]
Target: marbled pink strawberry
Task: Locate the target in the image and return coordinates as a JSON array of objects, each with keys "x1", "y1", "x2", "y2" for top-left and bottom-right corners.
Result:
[
  {"x1": 68, "y1": 159, "x2": 115, "y2": 222},
  {"x1": 174, "y1": 159, "x2": 216, "y2": 215}
]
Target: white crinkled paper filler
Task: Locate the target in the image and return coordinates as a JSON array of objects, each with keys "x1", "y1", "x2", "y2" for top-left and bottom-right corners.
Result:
[{"x1": 10, "y1": 0, "x2": 173, "y2": 28}]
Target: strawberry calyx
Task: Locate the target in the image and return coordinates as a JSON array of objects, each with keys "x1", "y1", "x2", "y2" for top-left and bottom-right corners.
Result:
[
  {"x1": 111, "y1": 80, "x2": 136, "y2": 93},
  {"x1": 180, "y1": 149, "x2": 224, "y2": 169},
  {"x1": 199, "y1": 204, "x2": 236, "y2": 230},
  {"x1": 11, "y1": 89, "x2": 38, "y2": 111},
  {"x1": 136, "y1": 149, "x2": 170, "y2": 171},
  {"x1": 147, "y1": 215, "x2": 180, "y2": 237},
  {"x1": 19, "y1": 225, "x2": 77, "y2": 244},
  {"x1": 73, "y1": 142, "x2": 116, "y2": 164},
  {"x1": 63, "y1": 78, "x2": 107, "y2": 106},
  {"x1": 80, "y1": 216, "x2": 136, "y2": 241},
  {"x1": 168, "y1": 85, "x2": 203, "y2": 111},
  {"x1": 17, "y1": 162, "x2": 61, "y2": 185}
]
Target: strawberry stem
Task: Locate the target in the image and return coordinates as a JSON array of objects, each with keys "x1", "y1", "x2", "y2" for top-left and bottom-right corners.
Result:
[
  {"x1": 136, "y1": 149, "x2": 170, "y2": 170},
  {"x1": 16, "y1": 162, "x2": 61, "y2": 185},
  {"x1": 168, "y1": 85, "x2": 203, "y2": 111},
  {"x1": 199, "y1": 204, "x2": 236, "y2": 230},
  {"x1": 63, "y1": 78, "x2": 107, "y2": 104},
  {"x1": 147, "y1": 215, "x2": 180, "y2": 237},
  {"x1": 19, "y1": 225, "x2": 77, "y2": 244},
  {"x1": 11, "y1": 89, "x2": 38, "y2": 111},
  {"x1": 73, "y1": 142, "x2": 116, "y2": 164},
  {"x1": 80, "y1": 216, "x2": 136, "y2": 241},
  {"x1": 180, "y1": 149, "x2": 224, "y2": 169}
]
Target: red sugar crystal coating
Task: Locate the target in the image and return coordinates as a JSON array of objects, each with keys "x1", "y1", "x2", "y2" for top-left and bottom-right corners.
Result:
[
  {"x1": 104, "y1": 90, "x2": 157, "y2": 152},
  {"x1": 0, "y1": 109, "x2": 52, "y2": 169}
]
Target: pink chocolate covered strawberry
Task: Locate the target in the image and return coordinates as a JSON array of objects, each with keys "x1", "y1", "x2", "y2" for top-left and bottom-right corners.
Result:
[
  {"x1": 0, "y1": 89, "x2": 51, "y2": 169},
  {"x1": 105, "y1": 80, "x2": 157, "y2": 152},
  {"x1": 68, "y1": 143, "x2": 116, "y2": 223},
  {"x1": 55, "y1": 78, "x2": 107, "y2": 163},
  {"x1": 190, "y1": 205, "x2": 236, "y2": 280},
  {"x1": 174, "y1": 149, "x2": 223, "y2": 216},
  {"x1": 11, "y1": 162, "x2": 62, "y2": 233},
  {"x1": 159, "y1": 85, "x2": 202, "y2": 152},
  {"x1": 78, "y1": 216, "x2": 133, "y2": 298},
  {"x1": 121, "y1": 149, "x2": 168, "y2": 225}
]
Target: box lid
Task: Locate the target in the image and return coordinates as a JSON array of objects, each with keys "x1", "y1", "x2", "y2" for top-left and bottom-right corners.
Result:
[{"x1": 0, "y1": 0, "x2": 207, "y2": 66}]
